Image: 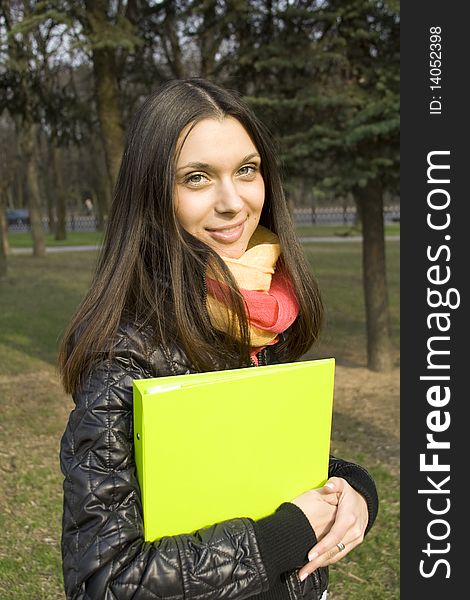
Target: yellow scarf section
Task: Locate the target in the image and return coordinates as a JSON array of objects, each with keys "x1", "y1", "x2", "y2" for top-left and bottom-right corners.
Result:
[{"x1": 206, "y1": 225, "x2": 281, "y2": 347}]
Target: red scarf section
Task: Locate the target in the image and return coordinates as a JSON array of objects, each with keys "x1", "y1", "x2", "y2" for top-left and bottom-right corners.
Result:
[{"x1": 206, "y1": 268, "x2": 300, "y2": 364}]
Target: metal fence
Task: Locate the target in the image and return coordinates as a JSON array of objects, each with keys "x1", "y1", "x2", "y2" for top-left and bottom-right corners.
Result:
[
  {"x1": 294, "y1": 205, "x2": 400, "y2": 226},
  {"x1": 7, "y1": 215, "x2": 99, "y2": 233},
  {"x1": 8, "y1": 205, "x2": 400, "y2": 233}
]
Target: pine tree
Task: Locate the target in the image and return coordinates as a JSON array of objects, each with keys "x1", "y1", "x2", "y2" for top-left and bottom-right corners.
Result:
[
  {"x1": 229, "y1": 0, "x2": 399, "y2": 370},
  {"x1": 314, "y1": 0, "x2": 399, "y2": 371}
]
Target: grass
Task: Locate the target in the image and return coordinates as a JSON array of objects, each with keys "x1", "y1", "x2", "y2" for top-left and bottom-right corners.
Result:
[
  {"x1": 327, "y1": 461, "x2": 399, "y2": 597},
  {"x1": 296, "y1": 222, "x2": 400, "y2": 238},
  {"x1": 0, "y1": 371, "x2": 68, "y2": 600},
  {"x1": 0, "y1": 253, "x2": 95, "y2": 375},
  {"x1": 0, "y1": 242, "x2": 399, "y2": 599},
  {"x1": 7, "y1": 231, "x2": 104, "y2": 248},
  {"x1": 303, "y1": 240, "x2": 400, "y2": 367}
]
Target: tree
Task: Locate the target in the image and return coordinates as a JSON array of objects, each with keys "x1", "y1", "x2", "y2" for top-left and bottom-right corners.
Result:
[
  {"x1": 1, "y1": 0, "x2": 47, "y2": 257},
  {"x1": 0, "y1": 177, "x2": 11, "y2": 278},
  {"x1": 228, "y1": 0, "x2": 399, "y2": 371},
  {"x1": 30, "y1": 1, "x2": 143, "y2": 201},
  {"x1": 312, "y1": 0, "x2": 399, "y2": 371},
  {"x1": 0, "y1": 112, "x2": 17, "y2": 269},
  {"x1": 30, "y1": 21, "x2": 79, "y2": 239},
  {"x1": 81, "y1": 0, "x2": 128, "y2": 191}
]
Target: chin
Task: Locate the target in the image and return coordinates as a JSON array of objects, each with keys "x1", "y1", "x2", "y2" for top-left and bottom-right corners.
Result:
[{"x1": 215, "y1": 242, "x2": 247, "y2": 259}]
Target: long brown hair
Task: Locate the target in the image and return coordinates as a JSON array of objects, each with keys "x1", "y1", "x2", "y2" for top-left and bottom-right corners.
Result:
[{"x1": 58, "y1": 78, "x2": 323, "y2": 394}]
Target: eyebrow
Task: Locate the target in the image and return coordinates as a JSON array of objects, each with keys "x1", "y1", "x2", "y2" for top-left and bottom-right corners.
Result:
[{"x1": 176, "y1": 152, "x2": 261, "y2": 172}]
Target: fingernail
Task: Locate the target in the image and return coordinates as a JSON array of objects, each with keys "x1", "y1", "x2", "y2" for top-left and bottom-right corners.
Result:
[
  {"x1": 308, "y1": 551, "x2": 318, "y2": 561},
  {"x1": 324, "y1": 482, "x2": 334, "y2": 489},
  {"x1": 299, "y1": 573, "x2": 307, "y2": 582}
]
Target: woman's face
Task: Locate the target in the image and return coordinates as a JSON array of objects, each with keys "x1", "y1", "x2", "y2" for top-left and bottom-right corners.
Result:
[{"x1": 174, "y1": 117, "x2": 265, "y2": 259}]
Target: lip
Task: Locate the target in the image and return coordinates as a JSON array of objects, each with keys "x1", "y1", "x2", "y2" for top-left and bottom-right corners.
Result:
[{"x1": 205, "y1": 219, "x2": 247, "y2": 243}]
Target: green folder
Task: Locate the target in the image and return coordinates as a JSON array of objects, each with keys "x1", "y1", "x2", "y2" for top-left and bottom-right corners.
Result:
[{"x1": 133, "y1": 358, "x2": 335, "y2": 541}]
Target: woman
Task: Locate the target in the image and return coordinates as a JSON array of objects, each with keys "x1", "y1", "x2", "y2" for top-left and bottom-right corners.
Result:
[{"x1": 58, "y1": 78, "x2": 378, "y2": 600}]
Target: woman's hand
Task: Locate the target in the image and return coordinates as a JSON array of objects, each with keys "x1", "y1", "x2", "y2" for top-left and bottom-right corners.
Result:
[
  {"x1": 290, "y1": 484, "x2": 339, "y2": 542},
  {"x1": 293, "y1": 477, "x2": 369, "y2": 582}
]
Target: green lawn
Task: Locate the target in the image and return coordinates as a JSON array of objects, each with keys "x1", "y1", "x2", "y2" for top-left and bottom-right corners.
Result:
[
  {"x1": 303, "y1": 240, "x2": 400, "y2": 367},
  {"x1": 7, "y1": 230, "x2": 104, "y2": 248},
  {"x1": 0, "y1": 243, "x2": 399, "y2": 599},
  {"x1": 297, "y1": 222, "x2": 400, "y2": 238}
]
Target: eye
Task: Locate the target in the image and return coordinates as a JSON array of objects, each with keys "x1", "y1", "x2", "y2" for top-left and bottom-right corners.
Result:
[
  {"x1": 184, "y1": 172, "x2": 209, "y2": 186},
  {"x1": 238, "y1": 164, "x2": 258, "y2": 178}
]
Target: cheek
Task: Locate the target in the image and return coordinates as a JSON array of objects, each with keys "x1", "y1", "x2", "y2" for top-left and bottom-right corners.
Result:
[
  {"x1": 252, "y1": 179, "x2": 265, "y2": 214},
  {"x1": 174, "y1": 191, "x2": 206, "y2": 232}
]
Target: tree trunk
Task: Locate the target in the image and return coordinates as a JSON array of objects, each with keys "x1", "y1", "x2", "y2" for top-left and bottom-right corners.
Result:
[
  {"x1": 199, "y1": 1, "x2": 218, "y2": 78},
  {"x1": 17, "y1": 120, "x2": 47, "y2": 257},
  {"x1": 26, "y1": 156, "x2": 47, "y2": 257},
  {"x1": 95, "y1": 175, "x2": 111, "y2": 231},
  {"x1": 85, "y1": 0, "x2": 125, "y2": 194},
  {"x1": 0, "y1": 248, "x2": 6, "y2": 280},
  {"x1": 90, "y1": 134, "x2": 112, "y2": 230},
  {"x1": 92, "y1": 46, "x2": 125, "y2": 193},
  {"x1": 0, "y1": 211, "x2": 9, "y2": 257},
  {"x1": 51, "y1": 143, "x2": 67, "y2": 240},
  {"x1": 13, "y1": 170, "x2": 24, "y2": 208},
  {"x1": 0, "y1": 198, "x2": 8, "y2": 278},
  {"x1": 354, "y1": 180, "x2": 392, "y2": 371},
  {"x1": 39, "y1": 129, "x2": 55, "y2": 235},
  {"x1": 0, "y1": 175, "x2": 11, "y2": 258},
  {"x1": 162, "y1": 2, "x2": 185, "y2": 77},
  {"x1": 46, "y1": 189, "x2": 55, "y2": 236},
  {"x1": 44, "y1": 157, "x2": 55, "y2": 235}
]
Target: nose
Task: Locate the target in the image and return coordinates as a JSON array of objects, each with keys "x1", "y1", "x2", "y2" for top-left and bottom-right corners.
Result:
[{"x1": 214, "y1": 178, "x2": 245, "y2": 215}]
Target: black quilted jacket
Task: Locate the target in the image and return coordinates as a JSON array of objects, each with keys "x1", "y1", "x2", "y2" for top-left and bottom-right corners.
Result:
[{"x1": 60, "y1": 322, "x2": 378, "y2": 600}]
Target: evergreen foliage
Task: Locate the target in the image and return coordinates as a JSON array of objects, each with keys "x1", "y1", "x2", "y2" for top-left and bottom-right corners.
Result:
[{"x1": 225, "y1": 0, "x2": 399, "y2": 200}]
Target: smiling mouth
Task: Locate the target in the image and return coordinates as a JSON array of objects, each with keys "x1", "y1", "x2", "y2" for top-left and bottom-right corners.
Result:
[
  {"x1": 206, "y1": 219, "x2": 247, "y2": 233},
  {"x1": 205, "y1": 219, "x2": 247, "y2": 243}
]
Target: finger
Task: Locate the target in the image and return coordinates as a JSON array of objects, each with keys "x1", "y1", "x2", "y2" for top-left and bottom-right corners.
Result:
[
  {"x1": 307, "y1": 519, "x2": 350, "y2": 561},
  {"x1": 298, "y1": 545, "x2": 345, "y2": 580},
  {"x1": 308, "y1": 536, "x2": 351, "y2": 566},
  {"x1": 310, "y1": 500, "x2": 367, "y2": 559},
  {"x1": 316, "y1": 487, "x2": 340, "y2": 506},
  {"x1": 298, "y1": 538, "x2": 361, "y2": 581},
  {"x1": 321, "y1": 476, "x2": 344, "y2": 493},
  {"x1": 311, "y1": 533, "x2": 362, "y2": 568}
]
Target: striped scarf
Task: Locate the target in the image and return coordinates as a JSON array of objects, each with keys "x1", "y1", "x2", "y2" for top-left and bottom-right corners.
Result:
[{"x1": 206, "y1": 225, "x2": 300, "y2": 360}]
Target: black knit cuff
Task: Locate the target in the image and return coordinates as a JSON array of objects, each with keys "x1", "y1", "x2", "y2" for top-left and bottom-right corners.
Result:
[
  {"x1": 251, "y1": 502, "x2": 317, "y2": 587},
  {"x1": 251, "y1": 576, "x2": 290, "y2": 600},
  {"x1": 333, "y1": 464, "x2": 379, "y2": 535}
]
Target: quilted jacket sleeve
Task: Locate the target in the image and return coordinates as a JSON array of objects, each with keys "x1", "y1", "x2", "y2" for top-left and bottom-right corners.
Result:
[
  {"x1": 328, "y1": 456, "x2": 379, "y2": 535},
  {"x1": 60, "y1": 350, "x2": 273, "y2": 600}
]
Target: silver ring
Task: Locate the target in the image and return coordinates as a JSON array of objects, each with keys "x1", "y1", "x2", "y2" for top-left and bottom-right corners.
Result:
[{"x1": 337, "y1": 541, "x2": 346, "y2": 552}]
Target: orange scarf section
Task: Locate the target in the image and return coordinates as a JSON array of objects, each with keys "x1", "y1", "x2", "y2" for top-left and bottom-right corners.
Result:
[{"x1": 206, "y1": 226, "x2": 300, "y2": 359}]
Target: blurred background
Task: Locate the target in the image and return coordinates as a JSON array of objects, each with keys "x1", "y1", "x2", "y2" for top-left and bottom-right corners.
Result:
[{"x1": 0, "y1": 1, "x2": 399, "y2": 598}]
